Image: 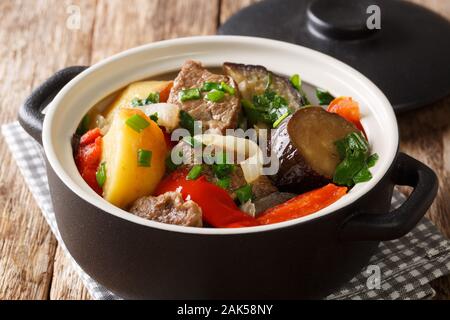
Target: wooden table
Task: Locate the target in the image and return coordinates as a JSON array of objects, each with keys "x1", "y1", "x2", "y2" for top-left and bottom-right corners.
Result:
[{"x1": 0, "y1": 0, "x2": 449, "y2": 300}]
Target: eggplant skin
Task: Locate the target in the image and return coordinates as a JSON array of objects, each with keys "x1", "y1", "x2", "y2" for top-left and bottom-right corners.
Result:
[
  {"x1": 223, "y1": 62, "x2": 306, "y2": 111},
  {"x1": 271, "y1": 107, "x2": 359, "y2": 194},
  {"x1": 270, "y1": 115, "x2": 330, "y2": 194}
]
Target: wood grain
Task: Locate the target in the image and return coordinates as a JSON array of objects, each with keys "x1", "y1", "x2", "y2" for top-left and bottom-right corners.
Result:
[
  {"x1": 0, "y1": 0, "x2": 96, "y2": 299},
  {"x1": 0, "y1": 0, "x2": 448, "y2": 300}
]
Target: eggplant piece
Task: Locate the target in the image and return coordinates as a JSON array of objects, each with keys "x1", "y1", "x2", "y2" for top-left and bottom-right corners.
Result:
[
  {"x1": 271, "y1": 107, "x2": 359, "y2": 193},
  {"x1": 223, "y1": 62, "x2": 306, "y2": 111}
]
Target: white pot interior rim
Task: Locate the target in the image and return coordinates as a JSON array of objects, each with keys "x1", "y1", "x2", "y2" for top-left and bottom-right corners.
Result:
[{"x1": 42, "y1": 35, "x2": 398, "y2": 235}]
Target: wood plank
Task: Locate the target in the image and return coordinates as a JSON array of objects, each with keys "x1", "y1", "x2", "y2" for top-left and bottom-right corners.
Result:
[
  {"x1": 47, "y1": 0, "x2": 221, "y2": 300},
  {"x1": 50, "y1": 246, "x2": 91, "y2": 300},
  {"x1": 0, "y1": 0, "x2": 96, "y2": 299},
  {"x1": 90, "y1": 0, "x2": 220, "y2": 63}
]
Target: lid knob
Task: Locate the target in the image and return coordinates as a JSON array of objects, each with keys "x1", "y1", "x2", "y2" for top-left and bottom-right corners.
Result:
[{"x1": 307, "y1": 0, "x2": 379, "y2": 40}]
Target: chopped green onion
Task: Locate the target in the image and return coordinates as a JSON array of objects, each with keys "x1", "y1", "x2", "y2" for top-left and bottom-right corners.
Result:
[
  {"x1": 96, "y1": 162, "x2": 106, "y2": 187},
  {"x1": 316, "y1": 88, "x2": 335, "y2": 105},
  {"x1": 179, "y1": 88, "x2": 201, "y2": 102},
  {"x1": 205, "y1": 89, "x2": 225, "y2": 103},
  {"x1": 149, "y1": 112, "x2": 158, "y2": 123},
  {"x1": 216, "y1": 177, "x2": 231, "y2": 190},
  {"x1": 131, "y1": 97, "x2": 143, "y2": 107},
  {"x1": 273, "y1": 112, "x2": 290, "y2": 128},
  {"x1": 125, "y1": 114, "x2": 150, "y2": 133},
  {"x1": 367, "y1": 153, "x2": 379, "y2": 168},
  {"x1": 220, "y1": 81, "x2": 235, "y2": 95},
  {"x1": 131, "y1": 92, "x2": 159, "y2": 107},
  {"x1": 212, "y1": 151, "x2": 235, "y2": 179},
  {"x1": 145, "y1": 92, "x2": 160, "y2": 104},
  {"x1": 179, "y1": 110, "x2": 197, "y2": 135},
  {"x1": 137, "y1": 149, "x2": 152, "y2": 167},
  {"x1": 201, "y1": 82, "x2": 222, "y2": 92},
  {"x1": 187, "y1": 165, "x2": 203, "y2": 180},
  {"x1": 290, "y1": 74, "x2": 301, "y2": 91},
  {"x1": 76, "y1": 114, "x2": 90, "y2": 135},
  {"x1": 235, "y1": 184, "x2": 252, "y2": 204}
]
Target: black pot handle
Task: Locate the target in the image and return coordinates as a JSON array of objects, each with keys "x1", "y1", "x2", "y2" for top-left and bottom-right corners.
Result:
[
  {"x1": 340, "y1": 152, "x2": 438, "y2": 241},
  {"x1": 18, "y1": 66, "x2": 88, "y2": 145}
]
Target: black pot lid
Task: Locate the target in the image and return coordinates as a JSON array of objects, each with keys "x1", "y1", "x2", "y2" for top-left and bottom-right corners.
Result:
[{"x1": 218, "y1": 0, "x2": 450, "y2": 113}]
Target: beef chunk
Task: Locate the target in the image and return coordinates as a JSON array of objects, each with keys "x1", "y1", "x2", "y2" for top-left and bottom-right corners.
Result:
[
  {"x1": 129, "y1": 192, "x2": 202, "y2": 227},
  {"x1": 168, "y1": 60, "x2": 241, "y2": 133}
]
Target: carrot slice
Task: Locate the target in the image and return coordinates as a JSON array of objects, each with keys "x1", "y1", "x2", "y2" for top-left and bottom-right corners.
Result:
[
  {"x1": 327, "y1": 97, "x2": 364, "y2": 132},
  {"x1": 257, "y1": 184, "x2": 347, "y2": 225}
]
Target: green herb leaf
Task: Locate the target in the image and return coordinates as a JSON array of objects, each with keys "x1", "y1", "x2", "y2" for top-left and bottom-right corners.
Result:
[
  {"x1": 187, "y1": 165, "x2": 203, "y2": 180},
  {"x1": 220, "y1": 81, "x2": 235, "y2": 95},
  {"x1": 316, "y1": 88, "x2": 335, "y2": 105},
  {"x1": 125, "y1": 114, "x2": 150, "y2": 133},
  {"x1": 235, "y1": 184, "x2": 252, "y2": 204},
  {"x1": 243, "y1": 90, "x2": 290, "y2": 126},
  {"x1": 333, "y1": 132, "x2": 374, "y2": 187},
  {"x1": 205, "y1": 89, "x2": 225, "y2": 103},
  {"x1": 265, "y1": 73, "x2": 273, "y2": 91},
  {"x1": 76, "y1": 114, "x2": 90, "y2": 136},
  {"x1": 216, "y1": 177, "x2": 231, "y2": 190},
  {"x1": 212, "y1": 151, "x2": 235, "y2": 179},
  {"x1": 353, "y1": 165, "x2": 373, "y2": 184},
  {"x1": 367, "y1": 153, "x2": 379, "y2": 168},
  {"x1": 179, "y1": 88, "x2": 201, "y2": 102},
  {"x1": 137, "y1": 149, "x2": 152, "y2": 167},
  {"x1": 96, "y1": 162, "x2": 106, "y2": 188}
]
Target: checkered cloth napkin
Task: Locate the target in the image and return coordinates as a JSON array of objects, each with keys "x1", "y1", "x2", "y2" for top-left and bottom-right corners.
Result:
[{"x1": 2, "y1": 121, "x2": 450, "y2": 300}]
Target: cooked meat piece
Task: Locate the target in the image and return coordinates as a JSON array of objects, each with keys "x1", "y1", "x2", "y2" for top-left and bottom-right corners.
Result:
[
  {"x1": 129, "y1": 192, "x2": 203, "y2": 227},
  {"x1": 223, "y1": 62, "x2": 305, "y2": 112},
  {"x1": 254, "y1": 192, "x2": 297, "y2": 215},
  {"x1": 168, "y1": 60, "x2": 241, "y2": 133}
]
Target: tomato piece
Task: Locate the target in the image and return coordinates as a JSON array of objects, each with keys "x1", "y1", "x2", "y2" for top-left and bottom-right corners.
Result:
[
  {"x1": 327, "y1": 97, "x2": 364, "y2": 132},
  {"x1": 75, "y1": 129, "x2": 103, "y2": 195},
  {"x1": 257, "y1": 184, "x2": 347, "y2": 225}
]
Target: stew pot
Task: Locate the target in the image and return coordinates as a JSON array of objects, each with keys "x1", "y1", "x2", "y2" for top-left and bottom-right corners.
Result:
[{"x1": 18, "y1": 36, "x2": 438, "y2": 299}]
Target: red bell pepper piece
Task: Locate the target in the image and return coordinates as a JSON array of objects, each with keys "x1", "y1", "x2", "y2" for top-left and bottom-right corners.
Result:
[
  {"x1": 327, "y1": 97, "x2": 365, "y2": 132},
  {"x1": 257, "y1": 184, "x2": 348, "y2": 225},
  {"x1": 75, "y1": 128, "x2": 103, "y2": 195},
  {"x1": 155, "y1": 170, "x2": 260, "y2": 228}
]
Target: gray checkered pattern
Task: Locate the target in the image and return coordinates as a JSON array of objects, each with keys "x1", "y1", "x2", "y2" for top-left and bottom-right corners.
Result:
[{"x1": 2, "y1": 122, "x2": 450, "y2": 300}]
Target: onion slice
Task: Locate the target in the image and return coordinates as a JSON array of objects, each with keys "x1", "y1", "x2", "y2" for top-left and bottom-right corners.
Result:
[
  {"x1": 136, "y1": 103, "x2": 180, "y2": 132},
  {"x1": 194, "y1": 133, "x2": 264, "y2": 183}
]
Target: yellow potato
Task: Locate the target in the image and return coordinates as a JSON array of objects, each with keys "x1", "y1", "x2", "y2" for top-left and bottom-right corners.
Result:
[
  {"x1": 101, "y1": 108, "x2": 167, "y2": 209},
  {"x1": 103, "y1": 80, "x2": 172, "y2": 121}
]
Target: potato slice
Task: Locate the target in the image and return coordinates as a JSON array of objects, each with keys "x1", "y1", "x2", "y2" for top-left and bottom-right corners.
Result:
[
  {"x1": 103, "y1": 80, "x2": 173, "y2": 121},
  {"x1": 101, "y1": 108, "x2": 167, "y2": 208}
]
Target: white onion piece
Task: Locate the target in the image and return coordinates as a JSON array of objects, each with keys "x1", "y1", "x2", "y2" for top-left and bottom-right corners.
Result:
[
  {"x1": 136, "y1": 103, "x2": 180, "y2": 132},
  {"x1": 194, "y1": 134, "x2": 264, "y2": 183}
]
